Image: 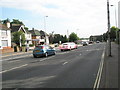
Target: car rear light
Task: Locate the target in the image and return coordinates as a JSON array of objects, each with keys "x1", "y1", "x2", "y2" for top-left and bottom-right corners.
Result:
[
  {"x1": 42, "y1": 46, "x2": 44, "y2": 49},
  {"x1": 59, "y1": 45, "x2": 62, "y2": 48}
]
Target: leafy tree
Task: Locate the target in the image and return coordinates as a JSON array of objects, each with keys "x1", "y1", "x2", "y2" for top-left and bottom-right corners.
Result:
[
  {"x1": 110, "y1": 26, "x2": 119, "y2": 41},
  {"x1": 53, "y1": 34, "x2": 68, "y2": 43},
  {"x1": 102, "y1": 33, "x2": 108, "y2": 42},
  {"x1": 2, "y1": 18, "x2": 10, "y2": 24},
  {"x1": 53, "y1": 34, "x2": 61, "y2": 43},
  {"x1": 62, "y1": 35, "x2": 68, "y2": 43},
  {"x1": 69, "y1": 32, "x2": 79, "y2": 42},
  {"x1": 24, "y1": 27, "x2": 29, "y2": 30},
  {"x1": 11, "y1": 19, "x2": 24, "y2": 25},
  {"x1": 12, "y1": 31, "x2": 26, "y2": 46}
]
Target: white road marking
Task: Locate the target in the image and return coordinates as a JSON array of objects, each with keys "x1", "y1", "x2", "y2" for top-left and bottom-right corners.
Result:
[
  {"x1": 9, "y1": 60, "x2": 20, "y2": 63},
  {"x1": 79, "y1": 54, "x2": 82, "y2": 56},
  {"x1": 0, "y1": 64, "x2": 28, "y2": 74},
  {"x1": 62, "y1": 62, "x2": 68, "y2": 65},
  {"x1": 40, "y1": 58, "x2": 47, "y2": 61},
  {"x1": 93, "y1": 46, "x2": 105, "y2": 89},
  {"x1": 1, "y1": 54, "x2": 32, "y2": 61},
  {"x1": 57, "y1": 52, "x2": 69, "y2": 55},
  {"x1": 86, "y1": 49, "x2": 101, "y2": 52},
  {"x1": 40, "y1": 56, "x2": 55, "y2": 62}
]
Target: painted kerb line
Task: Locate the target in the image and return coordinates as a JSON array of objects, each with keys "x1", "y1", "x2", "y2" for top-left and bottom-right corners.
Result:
[{"x1": 93, "y1": 46, "x2": 105, "y2": 89}]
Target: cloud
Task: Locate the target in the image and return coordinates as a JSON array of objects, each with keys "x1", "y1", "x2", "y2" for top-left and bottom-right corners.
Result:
[{"x1": 0, "y1": 0, "x2": 119, "y2": 37}]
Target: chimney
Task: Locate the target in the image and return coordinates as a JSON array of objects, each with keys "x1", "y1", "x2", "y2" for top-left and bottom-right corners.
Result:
[
  {"x1": 6, "y1": 22, "x2": 10, "y2": 28},
  {"x1": 32, "y1": 28, "x2": 34, "y2": 30}
]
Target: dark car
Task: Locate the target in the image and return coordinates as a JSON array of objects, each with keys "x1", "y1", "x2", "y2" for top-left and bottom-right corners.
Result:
[
  {"x1": 33, "y1": 45, "x2": 56, "y2": 58},
  {"x1": 82, "y1": 42, "x2": 88, "y2": 46},
  {"x1": 96, "y1": 41, "x2": 100, "y2": 43},
  {"x1": 88, "y1": 41, "x2": 93, "y2": 44}
]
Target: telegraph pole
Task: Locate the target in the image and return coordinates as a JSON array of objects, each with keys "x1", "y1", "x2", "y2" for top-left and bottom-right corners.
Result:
[{"x1": 107, "y1": 0, "x2": 112, "y2": 56}]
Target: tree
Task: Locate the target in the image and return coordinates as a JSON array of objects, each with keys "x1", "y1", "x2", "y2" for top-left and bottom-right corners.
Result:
[
  {"x1": 110, "y1": 26, "x2": 118, "y2": 41},
  {"x1": 53, "y1": 34, "x2": 61, "y2": 43},
  {"x1": 102, "y1": 33, "x2": 108, "y2": 42},
  {"x1": 69, "y1": 32, "x2": 79, "y2": 42},
  {"x1": 12, "y1": 31, "x2": 26, "y2": 46},
  {"x1": 62, "y1": 35, "x2": 68, "y2": 43},
  {"x1": 11, "y1": 19, "x2": 24, "y2": 25},
  {"x1": 2, "y1": 18, "x2": 10, "y2": 25}
]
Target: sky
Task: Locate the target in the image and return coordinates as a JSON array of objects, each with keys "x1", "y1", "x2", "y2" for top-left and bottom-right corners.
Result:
[{"x1": 0, "y1": 0, "x2": 120, "y2": 38}]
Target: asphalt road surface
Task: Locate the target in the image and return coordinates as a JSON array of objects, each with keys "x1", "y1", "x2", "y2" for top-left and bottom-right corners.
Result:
[{"x1": 1, "y1": 43, "x2": 106, "y2": 88}]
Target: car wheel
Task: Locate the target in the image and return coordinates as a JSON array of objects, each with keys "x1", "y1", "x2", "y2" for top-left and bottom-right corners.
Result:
[
  {"x1": 53, "y1": 52, "x2": 56, "y2": 55},
  {"x1": 45, "y1": 53, "x2": 48, "y2": 57},
  {"x1": 61, "y1": 50, "x2": 63, "y2": 51},
  {"x1": 33, "y1": 55, "x2": 37, "y2": 58}
]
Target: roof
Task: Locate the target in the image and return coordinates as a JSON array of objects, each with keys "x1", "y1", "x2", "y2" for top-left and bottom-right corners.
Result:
[
  {"x1": 10, "y1": 25, "x2": 30, "y2": 34},
  {"x1": 29, "y1": 30, "x2": 41, "y2": 36},
  {"x1": 40, "y1": 30, "x2": 48, "y2": 36},
  {"x1": 10, "y1": 25, "x2": 21, "y2": 32},
  {"x1": 25, "y1": 29, "x2": 31, "y2": 34},
  {"x1": 0, "y1": 23, "x2": 11, "y2": 30}
]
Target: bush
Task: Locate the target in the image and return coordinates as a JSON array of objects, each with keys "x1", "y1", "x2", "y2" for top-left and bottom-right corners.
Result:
[
  {"x1": 22, "y1": 45, "x2": 26, "y2": 47},
  {"x1": 29, "y1": 44, "x2": 34, "y2": 47}
]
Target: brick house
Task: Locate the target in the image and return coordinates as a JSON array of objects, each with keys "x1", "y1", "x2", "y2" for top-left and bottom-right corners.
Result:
[{"x1": 29, "y1": 28, "x2": 49, "y2": 45}]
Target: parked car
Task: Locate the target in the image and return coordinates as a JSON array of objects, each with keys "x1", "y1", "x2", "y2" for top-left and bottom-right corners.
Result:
[
  {"x1": 82, "y1": 42, "x2": 88, "y2": 46},
  {"x1": 88, "y1": 41, "x2": 93, "y2": 44},
  {"x1": 59, "y1": 42, "x2": 77, "y2": 51},
  {"x1": 33, "y1": 45, "x2": 56, "y2": 58},
  {"x1": 96, "y1": 41, "x2": 100, "y2": 43}
]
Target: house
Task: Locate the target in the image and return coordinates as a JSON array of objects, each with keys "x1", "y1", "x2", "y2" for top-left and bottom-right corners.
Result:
[
  {"x1": 0, "y1": 22, "x2": 14, "y2": 53},
  {"x1": 10, "y1": 24, "x2": 32, "y2": 45},
  {"x1": 40, "y1": 30, "x2": 49, "y2": 45},
  {"x1": 89, "y1": 35, "x2": 102, "y2": 42},
  {"x1": 29, "y1": 28, "x2": 49, "y2": 45}
]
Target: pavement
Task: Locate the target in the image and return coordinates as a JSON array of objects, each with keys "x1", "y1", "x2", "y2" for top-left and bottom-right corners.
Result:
[
  {"x1": 1, "y1": 44, "x2": 83, "y2": 58},
  {"x1": 100, "y1": 42, "x2": 119, "y2": 89},
  {"x1": 1, "y1": 50, "x2": 33, "y2": 58}
]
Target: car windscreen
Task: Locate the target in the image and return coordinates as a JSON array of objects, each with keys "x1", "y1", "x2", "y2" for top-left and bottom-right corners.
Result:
[
  {"x1": 63, "y1": 44, "x2": 68, "y2": 45},
  {"x1": 35, "y1": 46, "x2": 44, "y2": 49}
]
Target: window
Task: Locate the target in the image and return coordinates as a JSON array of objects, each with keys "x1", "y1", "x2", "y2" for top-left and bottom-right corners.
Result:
[
  {"x1": 1, "y1": 30, "x2": 7, "y2": 36},
  {"x1": 2, "y1": 40, "x2": 8, "y2": 47}
]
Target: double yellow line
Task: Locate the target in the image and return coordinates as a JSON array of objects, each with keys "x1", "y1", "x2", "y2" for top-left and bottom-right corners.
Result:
[{"x1": 93, "y1": 46, "x2": 106, "y2": 90}]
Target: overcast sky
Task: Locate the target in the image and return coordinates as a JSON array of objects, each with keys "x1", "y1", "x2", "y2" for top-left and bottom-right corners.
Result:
[{"x1": 0, "y1": 0, "x2": 120, "y2": 38}]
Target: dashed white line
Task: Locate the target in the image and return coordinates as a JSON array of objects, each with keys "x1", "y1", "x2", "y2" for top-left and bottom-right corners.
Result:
[
  {"x1": 0, "y1": 64, "x2": 28, "y2": 73},
  {"x1": 9, "y1": 60, "x2": 20, "y2": 63},
  {"x1": 40, "y1": 56, "x2": 55, "y2": 62},
  {"x1": 62, "y1": 62, "x2": 68, "y2": 65}
]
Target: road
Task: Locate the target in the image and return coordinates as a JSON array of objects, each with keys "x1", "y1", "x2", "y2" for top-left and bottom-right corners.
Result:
[{"x1": 1, "y1": 43, "x2": 106, "y2": 88}]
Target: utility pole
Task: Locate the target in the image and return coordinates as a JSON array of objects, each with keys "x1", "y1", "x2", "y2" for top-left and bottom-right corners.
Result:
[
  {"x1": 44, "y1": 16, "x2": 48, "y2": 45},
  {"x1": 107, "y1": 0, "x2": 112, "y2": 56},
  {"x1": 20, "y1": 35, "x2": 22, "y2": 51},
  {"x1": 67, "y1": 29, "x2": 69, "y2": 42},
  {"x1": 111, "y1": 5, "x2": 118, "y2": 44}
]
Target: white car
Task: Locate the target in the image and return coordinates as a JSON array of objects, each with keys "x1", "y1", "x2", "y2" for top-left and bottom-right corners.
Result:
[{"x1": 59, "y1": 42, "x2": 77, "y2": 51}]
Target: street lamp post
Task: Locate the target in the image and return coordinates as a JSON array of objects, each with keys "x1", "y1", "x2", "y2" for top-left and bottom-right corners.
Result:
[
  {"x1": 107, "y1": 0, "x2": 112, "y2": 56},
  {"x1": 76, "y1": 29, "x2": 79, "y2": 36},
  {"x1": 44, "y1": 16, "x2": 48, "y2": 45},
  {"x1": 67, "y1": 29, "x2": 69, "y2": 42},
  {"x1": 111, "y1": 5, "x2": 118, "y2": 43}
]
